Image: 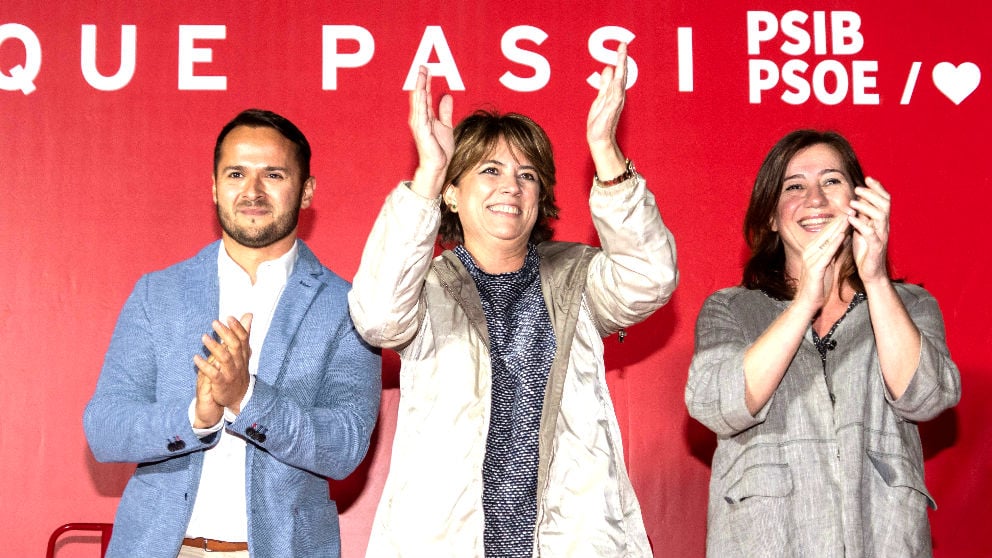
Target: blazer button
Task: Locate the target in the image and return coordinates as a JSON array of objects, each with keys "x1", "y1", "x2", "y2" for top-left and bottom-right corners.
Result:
[{"x1": 246, "y1": 427, "x2": 265, "y2": 443}]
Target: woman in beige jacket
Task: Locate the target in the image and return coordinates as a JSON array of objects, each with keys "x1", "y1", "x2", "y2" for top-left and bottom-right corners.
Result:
[{"x1": 348, "y1": 43, "x2": 677, "y2": 557}]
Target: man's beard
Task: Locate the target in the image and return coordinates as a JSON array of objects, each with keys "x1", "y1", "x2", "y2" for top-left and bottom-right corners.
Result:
[{"x1": 217, "y1": 199, "x2": 301, "y2": 249}]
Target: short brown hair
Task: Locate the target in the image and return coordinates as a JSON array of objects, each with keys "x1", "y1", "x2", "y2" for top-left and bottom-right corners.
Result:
[
  {"x1": 214, "y1": 108, "x2": 311, "y2": 179},
  {"x1": 438, "y1": 110, "x2": 560, "y2": 247}
]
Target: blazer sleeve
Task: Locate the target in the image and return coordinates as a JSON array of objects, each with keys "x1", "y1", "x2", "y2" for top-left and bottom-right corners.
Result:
[
  {"x1": 685, "y1": 291, "x2": 772, "y2": 436},
  {"x1": 348, "y1": 183, "x2": 441, "y2": 349},
  {"x1": 584, "y1": 174, "x2": 679, "y2": 335},
  {"x1": 885, "y1": 285, "x2": 962, "y2": 421},
  {"x1": 227, "y1": 307, "x2": 381, "y2": 481},
  {"x1": 84, "y1": 275, "x2": 217, "y2": 463}
]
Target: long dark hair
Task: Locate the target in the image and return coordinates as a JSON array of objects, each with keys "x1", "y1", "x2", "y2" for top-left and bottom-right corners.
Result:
[
  {"x1": 742, "y1": 130, "x2": 869, "y2": 299},
  {"x1": 438, "y1": 109, "x2": 560, "y2": 247}
]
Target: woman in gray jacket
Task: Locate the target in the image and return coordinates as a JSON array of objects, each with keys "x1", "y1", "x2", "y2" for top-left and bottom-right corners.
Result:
[
  {"x1": 349, "y1": 43, "x2": 678, "y2": 557},
  {"x1": 686, "y1": 130, "x2": 960, "y2": 557}
]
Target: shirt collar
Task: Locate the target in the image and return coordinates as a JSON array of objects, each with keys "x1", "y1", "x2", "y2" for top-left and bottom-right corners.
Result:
[{"x1": 217, "y1": 240, "x2": 299, "y2": 285}]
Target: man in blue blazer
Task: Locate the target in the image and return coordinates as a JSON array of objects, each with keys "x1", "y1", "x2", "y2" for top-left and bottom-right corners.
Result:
[{"x1": 84, "y1": 109, "x2": 381, "y2": 558}]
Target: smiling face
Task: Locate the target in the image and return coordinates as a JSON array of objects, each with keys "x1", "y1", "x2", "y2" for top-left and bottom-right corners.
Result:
[
  {"x1": 772, "y1": 143, "x2": 855, "y2": 267},
  {"x1": 213, "y1": 125, "x2": 314, "y2": 254},
  {"x1": 444, "y1": 138, "x2": 541, "y2": 261}
]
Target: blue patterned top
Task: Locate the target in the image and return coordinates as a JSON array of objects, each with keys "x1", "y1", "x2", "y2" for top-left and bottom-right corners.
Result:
[{"x1": 455, "y1": 244, "x2": 557, "y2": 557}]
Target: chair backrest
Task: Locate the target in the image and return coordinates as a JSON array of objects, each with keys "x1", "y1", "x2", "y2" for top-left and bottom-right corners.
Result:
[{"x1": 46, "y1": 523, "x2": 113, "y2": 558}]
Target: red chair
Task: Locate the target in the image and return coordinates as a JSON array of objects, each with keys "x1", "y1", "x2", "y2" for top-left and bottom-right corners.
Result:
[{"x1": 46, "y1": 523, "x2": 113, "y2": 558}]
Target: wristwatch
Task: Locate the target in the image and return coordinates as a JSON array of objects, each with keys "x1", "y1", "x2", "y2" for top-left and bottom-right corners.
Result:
[{"x1": 596, "y1": 158, "x2": 635, "y2": 186}]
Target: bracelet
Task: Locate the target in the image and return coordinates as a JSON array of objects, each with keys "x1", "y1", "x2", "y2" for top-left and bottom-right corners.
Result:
[{"x1": 595, "y1": 158, "x2": 635, "y2": 186}]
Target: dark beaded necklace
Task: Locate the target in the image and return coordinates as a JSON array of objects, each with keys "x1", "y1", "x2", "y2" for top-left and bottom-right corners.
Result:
[{"x1": 811, "y1": 291, "x2": 867, "y2": 362}]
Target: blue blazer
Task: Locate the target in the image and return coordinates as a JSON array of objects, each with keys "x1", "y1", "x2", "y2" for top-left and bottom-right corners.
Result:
[{"x1": 84, "y1": 240, "x2": 381, "y2": 558}]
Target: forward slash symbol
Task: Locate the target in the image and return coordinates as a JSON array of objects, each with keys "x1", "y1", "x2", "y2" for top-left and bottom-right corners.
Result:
[{"x1": 900, "y1": 62, "x2": 922, "y2": 105}]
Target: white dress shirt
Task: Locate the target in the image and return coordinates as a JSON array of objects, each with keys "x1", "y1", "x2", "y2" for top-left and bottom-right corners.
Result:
[{"x1": 184, "y1": 241, "x2": 298, "y2": 542}]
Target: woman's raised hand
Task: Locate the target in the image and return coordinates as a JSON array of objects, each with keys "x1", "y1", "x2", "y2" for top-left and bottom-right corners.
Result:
[
  {"x1": 848, "y1": 177, "x2": 892, "y2": 284},
  {"x1": 409, "y1": 66, "x2": 454, "y2": 198},
  {"x1": 793, "y1": 214, "x2": 850, "y2": 311},
  {"x1": 587, "y1": 42, "x2": 629, "y2": 180}
]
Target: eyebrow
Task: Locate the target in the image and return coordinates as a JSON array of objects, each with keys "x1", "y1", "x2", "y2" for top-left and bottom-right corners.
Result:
[
  {"x1": 480, "y1": 159, "x2": 536, "y2": 171},
  {"x1": 221, "y1": 165, "x2": 290, "y2": 173},
  {"x1": 783, "y1": 168, "x2": 845, "y2": 181}
]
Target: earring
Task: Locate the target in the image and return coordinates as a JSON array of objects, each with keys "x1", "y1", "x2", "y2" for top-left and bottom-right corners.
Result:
[{"x1": 443, "y1": 185, "x2": 458, "y2": 212}]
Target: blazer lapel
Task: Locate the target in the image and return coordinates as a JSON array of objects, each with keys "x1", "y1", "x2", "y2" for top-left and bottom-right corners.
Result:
[
  {"x1": 178, "y1": 242, "x2": 222, "y2": 398},
  {"x1": 185, "y1": 244, "x2": 221, "y2": 328},
  {"x1": 256, "y1": 244, "x2": 324, "y2": 387}
]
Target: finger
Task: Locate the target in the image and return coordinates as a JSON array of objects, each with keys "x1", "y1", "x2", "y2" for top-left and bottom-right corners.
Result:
[
  {"x1": 854, "y1": 182, "x2": 891, "y2": 207},
  {"x1": 438, "y1": 94, "x2": 454, "y2": 128},
  {"x1": 230, "y1": 315, "x2": 253, "y2": 363},
  {"x1": 848, "y1": 205, "x2": 886, "y2": 238},
  {"x1": 410, "y1": 69, "x2": 422, "y2": 110},
  {"x1": 854, "y1": 178, "x2": 891, "y2": 209},
  {"x1": 196, "y1": 370, "x2": 213, "y2": 395},
  {"x1": 227, "y1": 314, "x2": 252, "y2": 343},
  {"x1": 598, "y1": 65, "x2": 615, "y2": 96},
  {"x1": 864, "y1": 176, "x2": 891, "y2": 197},
  {"x1": 850, "y1": 190, "x2": 890, "y2": 228},
  {"x1": 847, "y1": 212, "x2": 877, "y2": 237},
  {"x1": 203, "y1": 338, "x2": 237, "y2": 382},
  {"x1": 212, "y1": 319, "x2": 244, "y2": 350},
  {"x1": 614, "y1": 42, "x2": 628, "y2": 88},
  {"x1": 850, "y1": 190, "x2": 886, "y2": 211},
  {"x1": 414, "y1": 65, "x2": 429, "y2": 102},
  {"x1": 410, "y1": 66, "x2": 429, "y2": 126},
  {"x1": 849, "y1": 198, "x2": 887, "y2": 223},
  {"x1": 814, "y1": 226, "x2": 847, "y2": 257},
  {"x1": 597, "y1": 43, "x2": 628, "y2": 120},
  {"x1": 193, "y1": 354, "x2": 220, "y2": 380},
  {"x1": 805, "y1": 217, "x2": 849, "y2": 260},
  {"x1": 216, "y1": 323, "x2": 249, "y2": 376},
  {"x1": 201, "y1": 331, "x2": 228, "y2": 360},
  {"x1": 815, "y1": 213, "x2": 850, "y2": 243},
  {"x1": 207, "y1": 334, "x2": 235, "y2": 368},
  {"x1": 423, "y1": 67, "x2": 435, "y2": 119}
]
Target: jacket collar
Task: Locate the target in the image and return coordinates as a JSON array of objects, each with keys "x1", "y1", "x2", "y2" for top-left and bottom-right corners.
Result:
[{"x1": 432, "y1": 241, "x2": 598, "y2": 346}]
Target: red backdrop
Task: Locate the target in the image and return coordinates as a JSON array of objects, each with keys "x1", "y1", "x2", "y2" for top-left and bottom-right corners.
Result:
[{"x1": 2, "y1": 1, "x2": 988, "y2": 556}]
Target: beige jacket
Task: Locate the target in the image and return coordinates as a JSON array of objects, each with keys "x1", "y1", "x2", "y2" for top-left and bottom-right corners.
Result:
[{"x1": 349, "y1": 175, "x2": 677, "y2": 557}]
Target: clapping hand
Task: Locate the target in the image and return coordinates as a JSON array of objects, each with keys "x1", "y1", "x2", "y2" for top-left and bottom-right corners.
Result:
[
  {"x1": 193, "y1": 314, "x2": 253, "y2": 425},
  {"x1": 848, "y1": 177, "x2": 892, "y2": 284},
  {"x1": 409, "y1": 66, "x2": 454, "y2": 199},
  {"x1": 587, "y1": 42, "x2": 629, "y2": 177}
]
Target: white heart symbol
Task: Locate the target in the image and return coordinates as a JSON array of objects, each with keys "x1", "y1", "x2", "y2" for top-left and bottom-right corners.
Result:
[{"x1": 932, "y1": 62, "x2": 981, "y2": 105}]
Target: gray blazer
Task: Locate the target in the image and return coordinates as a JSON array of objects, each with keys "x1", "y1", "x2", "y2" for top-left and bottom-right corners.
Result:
[{"x1": 686, "y1": 283, "x2": 960, "y2": 558}]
